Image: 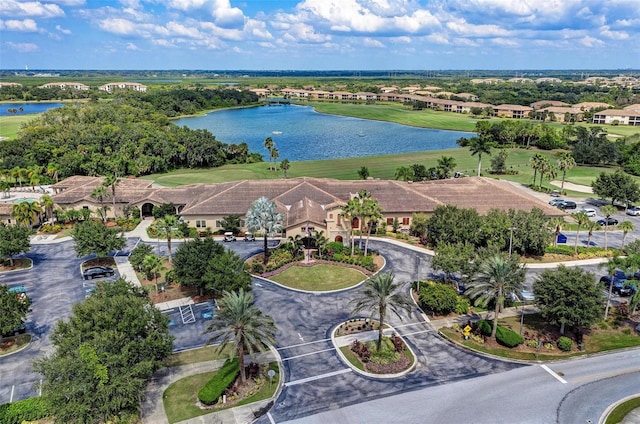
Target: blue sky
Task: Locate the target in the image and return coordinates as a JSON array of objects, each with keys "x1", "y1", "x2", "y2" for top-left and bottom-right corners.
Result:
[{"x1": 1, "y1": 0, "x2": 639, "y2": 70}]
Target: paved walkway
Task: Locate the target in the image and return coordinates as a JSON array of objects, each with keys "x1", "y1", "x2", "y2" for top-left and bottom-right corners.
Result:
[{"x1": 141, "y1": 351, "x2": 277, "y2": 424}]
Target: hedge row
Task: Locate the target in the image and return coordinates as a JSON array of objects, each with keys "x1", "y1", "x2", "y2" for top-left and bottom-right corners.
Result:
[
  {"x1": 477, "y1": 320, "x2": 524, "y2": 348},
  {"x1": 198, "y1": 358, "x2": 240, "y2": 405},
  {"x1": 0, "y1": 397, "x2": 51, "y2": 424}
]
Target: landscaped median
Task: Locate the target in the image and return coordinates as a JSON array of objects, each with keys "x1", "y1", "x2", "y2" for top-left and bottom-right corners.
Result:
[{"x1": 331, "y1": 319, "x2": 416, "y2": 378}]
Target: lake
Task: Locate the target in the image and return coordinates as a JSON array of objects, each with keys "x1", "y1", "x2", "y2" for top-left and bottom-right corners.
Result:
[
  {"x1": 1, "y1": 103, "x2": 64, "y2": 116},
  {"x1": 175, "y1": 104, "x2": 474, "y2": 161}
]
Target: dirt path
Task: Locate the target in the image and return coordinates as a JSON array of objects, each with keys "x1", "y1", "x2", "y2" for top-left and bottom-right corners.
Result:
[{"x1": 551, "y1": 181, "x2": 593, "y2": 194}]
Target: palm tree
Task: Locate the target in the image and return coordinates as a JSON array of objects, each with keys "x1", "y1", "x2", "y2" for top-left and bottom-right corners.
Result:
[
  {"x1": 619, "y1": 221, "x2": 635, "y2": 249},
  {"x1": 142, "y1": 254, "x2": 164, "y2": 294},
  {"x1": 549, "y1": 216, "x2": 565, "y2": 247},
  {"x1": 340, "y1": 197, "x2": 360, "y2": 256},
  {"x1": 571, "y1": 211, "x2": 590, "y2": 255},
  {"x1": 600, "y1": 205, "x2": 618, "y2": 250},
  {"x1": 102, "y1": 175, "x2": 120, "y2": 218},
  {"x1": 529, "y1": 153, "x2": 544, "y2": 186},
  {"x1": 91, "y1": 185, "x2": 109, "y2": 222},
  {"x1": 263, "y1": 137, "x2": 274, "y2": 171},
  {"x1": 155, "y1": 214, "x2": 179, "y2": 264},
  {"x1": 469, "y1": 137, "x2": 492, "y2": 177},
  {"x1": 586, "y1": 220, "x2": 599, "y2": 248},
  {"x1": 541, "y1": 160, "x2": 557, "y2": 191},
  {"x1": 46, "y1": 162, "x2": 60, "y2": 184},
  {"x1": 349, "y1": 272, "x2": 413, "y2": 352},
  {"x1": 204, "y1": 289, "x2": 277, "y2": 384},
  {"x1": 355, "y1": 190, "x2": 371, "y2": 247},
  {"x1": 313, "y1": 230, "x2": 328, "y2": 258},
  {"x1": 363, "y1": 199, "x2": 382, "y2": 256},
  {"x1": 40, "y1": 194, "x2": 54, "y2": 223},
  {"x1": 11, "y1": 200, "x2": 43, "y2": 227},
  {"x1": 287, "y1": 234, "x2": 304, "y2": 258},
  {"x1": 246, "y1": 196, "x2": 284, "y2": 264},
  {"x1": 436, "y1": 156, "x2": 457, "y2": 179},
  {"x1": 557, "y1": 153, "x2": 576, "y2": 193},
  {"x1": 466, "y1": 254, "x2": 526, "y2": 339},
  {"x1": 270, "y1": 147, "x2": 279, "y2": 169},
  {"x1": 280, "y1": 159, "x2": 290, "y2": 178},
  {"x1": 599, "y1": 256, "x2": 629, "y2": 319},
  {"x1": 0, "y1": 179, "x2": 10, "y2": 199},
  {"x1": 394, "y1": 166, "x2": 414, "y2": 182}
]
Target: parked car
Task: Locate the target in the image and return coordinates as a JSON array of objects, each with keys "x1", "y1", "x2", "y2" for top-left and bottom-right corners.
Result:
[
  {"x1": 557, "y1": 200, "x2": 577, "y2": 210},
  {"x1": 243, "y1": 232, "x2": 255, "y2": 242},
  {"x1": 579, "y1": 208, "x2": 597, "y2": 217},
  {"x1": 597, "y1": 217, "x2": 619, "y2": 226},
  {"x1": 549, "y1": 198, "x2": 565, "y2": 206},
  {"x1": 550, "y1": 190, "x2": 561, "y2": 197},
  {"x1": 223, "y1": 232, "x2": 236, "y2": 242},
  {"x1": 627, "y1": 206, "x2": 640, "y2": 216},
  {"x1": 82, "y1": 266, "x2": 115, "y2": 280},
  {"x1": 599, "y1": 275, "x2": 634, "y2": 296}
]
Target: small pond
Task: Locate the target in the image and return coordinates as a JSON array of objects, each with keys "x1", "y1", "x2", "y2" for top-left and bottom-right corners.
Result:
[{"x1": 1, "y1": 103, "x2": 64, "y2": 116}]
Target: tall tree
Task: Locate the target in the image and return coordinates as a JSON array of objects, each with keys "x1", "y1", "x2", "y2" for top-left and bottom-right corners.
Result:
[
  {"x1": 557, "y1": 152, "x2": 576, "y2": 192},
  {"x1": 204, "y1": 289, "x2": 277, "y2": 384},
  {"x1": 173, "y1": 238, "x2": 224, "y2": 296},
  {"x1": 394, "y1": 166, "x2": 414, "y2": 182},
  {"x1": 102, "y1": 175, "x2": 120, "y2": 218},
  {"x1": 571, "y1": 211, "x2": 590, "y2": 255},
  {"x1": 340, "y1": 197, "x2": 361, "y2": 256},
  {"x1": 619, "y1": 221, "x2": 635, "y2": 249},
  {"x1": 349, "y1": 271, "x2": 413, "y2": 352},
  {"x1": 436, "y1": 155, "x2": 457, "y2": 179},
  {"x1": 203, "y1": 250, "x2": 252, "y2": 294},
  {"x1": 599, "y1": 256, "x2": 630, "y2": 319},
  {"x1": 11, "y1": 200, "x2": 42, "y2": 227},
  {"x1": 33, "y1": 279, "x2": 173, "y2": 423},
  {"x1": 600, "y1": 205, "x2": 618, "y2": 250},
  {"x1": 469, "y1": 136, "x2": 492, "y2": 177},
  {"x1": 270, "y1": 147, "x2": 279, "y2": 169},
  {"x1": 263, "y1": 137, "x2": 274, "y2": 171},
  {"x1": 466, "y1": 254, "x2": 526, "y2": 338},
  {"x1": 71, "y1": 219, "x2": 126, "y2": 257},
  {"x1": 154, "y1": 214, "x2": 179, "y2": 264},
  {"x1": 529, "y1": 153, "x2": 544, "y2": 186},
  {"x1": 246, "y1": 196, "x2": 284, "y2": 264},
  {"x1": 280, "y1": 158, "x2": 290, "y2": 178},
  {"x1": 0, "y1": 283, "x2": 30, "y2": 341},
  {"x1": 39, "y1": 194, "x2": 54, "y2": 222},
  {"x1": 142, "y1": 254, "x2": 164, "y2": 294},
  {"x1": 90, "y1": 185, "x2": 109, "y2": 222},
  {"x1": 586, "y1": 220, "x2": 599, "y2": 248},
  {"x1": 533, "y1": 266, "x2": 603, "y2": 335},
  {"x1": 46, "y1": 161, "x2": 60, "y2": 184},
  {"x1": 0, "y1": 223, "x2": 32, "y2": 267},
  {"x1": 363, "y1": 198, "x2": 382, "y2": 255},
  {"x1": 592, "y1": 170, "x2": 640, "y2": 207}
]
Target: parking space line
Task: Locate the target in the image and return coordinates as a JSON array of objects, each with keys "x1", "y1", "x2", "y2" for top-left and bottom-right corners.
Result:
[
  {"x1": 540, "y1": 364, "x2": 567, "y2": 384},
  {"x1": 277, "y1": 337, "x2": 332, "y2": 351},
  {"x1": 281, "y1": 347, "x2": 336, "y2": 361},
  {"x1": 285, "y1": 369, "x2": 352, "y2": 387}
]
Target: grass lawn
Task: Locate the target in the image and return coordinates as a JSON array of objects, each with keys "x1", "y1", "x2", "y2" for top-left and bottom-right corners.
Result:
[
  {"x1": 605, "y1": 397, "x2": 640, "y2": 424},
  {"x1": 163, "y1": 362, "x2": 280, "y2": 424},
  {"x1": 164, "y1": 344, "x2": 233, "y2": 367},
  {"x1": 0, "y1": 334, "x2": 31, "y2": 356},
  {"x1": 0, "y1": 257, "x2": 32, "y2": 272},
  {"x1": 0, "y1": 115, "x2": 38, "y2": 140},
  {"x1": 270, "y1": 264, "x2": 365, "y2": 291}
]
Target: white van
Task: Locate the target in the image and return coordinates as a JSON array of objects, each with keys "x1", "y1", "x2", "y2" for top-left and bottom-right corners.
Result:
[{"x1": 223, "y1": 232, "x2": 236, "y2": 242}]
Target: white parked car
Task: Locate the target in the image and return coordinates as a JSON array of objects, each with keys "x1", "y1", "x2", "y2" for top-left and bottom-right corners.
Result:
[
  {"x1": 627, "y1": 206, "x2": 640, "y2": 216},
  {"x1": 579, "y1": 208, "x2": 597, "y2": 217}
]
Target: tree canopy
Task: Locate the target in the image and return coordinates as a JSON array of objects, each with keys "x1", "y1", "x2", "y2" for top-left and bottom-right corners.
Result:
[
  {"x1": 33, "y1": 279, "x2": 173, "y2": 423},
  {"x1": 0, "y1": 284, "x2": 30, "y2": 338},
  {"x1": 533, "y1": 265, "x2": 603, "y2": 335},
  {"x1": 0, "y1": 223, "x2": 32, "y2": 266},
  {"x1": 71, "y1": 219, "x2": 126, "y2": 257},
  {"x1": 172, "y1": 237, "x2": 224, "y2": 296},
  {"x1": 591, "y1": 170, "x2": 640, "y2": 207}
]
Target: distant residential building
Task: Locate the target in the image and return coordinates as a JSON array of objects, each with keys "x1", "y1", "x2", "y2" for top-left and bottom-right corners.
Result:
[
  {"x1": 0, "y1": 82, "x2": 23, "y2": 88},
  {"x1": 539, "y1": 106, "x2": 584, "y2": 122},
  {"x1": 39, "y1": 82, "x2": 89, "y2": 91},
  {"x1": 508, "y1": 78, "x2": 534, "y2": 83},
  {"x1": 623, "y1": 104, "x2": 640, "y2": 113},
  {"x1": 592, "y1": 109, "x2": 640, "y2": 126},
  {"x1": 535, "y1": 78, "x2": 562, "y2": 84},
  {"x1": 98, "y1": 82, "x2": 147, "y2": 93},
  {"x1": 493, "y1": 104, "x2": 533, "y2": 118},
  {"x1": 530, "y1": 100, "x2": 569, "y2": 109},
  {"x1": 573, "y1": 102, "x2": 611, "y2": 111},
  {"x1": 470, "y1": 78, "x2": 503, "y2": 84}
]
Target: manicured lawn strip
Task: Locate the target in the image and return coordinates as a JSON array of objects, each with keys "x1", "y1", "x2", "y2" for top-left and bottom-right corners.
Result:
[
  {"x1": 586, "y1": 331, "x2": 640, "y2": 353},
  {"x1": 164, "y1": 371, "x2": 216, "y2": 424},
  {"x1": 0, "y1": 334, "x2": 31, "y2": 356},
  {"x1": 269, "y1": 264, "x2": 365, "y2": 291},
  {"x1": 164, "y1": 344, "x2": 233, "y2": 367},
  {"x1": 339, "y1": 346, "x2": 366, "y2": 372},
  {"x1": 605, "y1": 397, "x2": 640, "y2": 424},
  {"x1": 163, "y1": 362, "x2": 280, "y2": 424},
  {"x1": 0, "y1": 115, "x2": 38, "y2": 140}
]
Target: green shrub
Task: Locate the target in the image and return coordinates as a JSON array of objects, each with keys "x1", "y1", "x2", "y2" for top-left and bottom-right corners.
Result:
[
  {"x1": 0, "y1": 397, "x2": 51, "y2": 424},
  {"x1": 496, "y1": 326, "x2": 524, "y2": 348},
  {"x1": 251, "y1": 262, "x2": 264, "y2": 274},
  {"x1": 455, "y1": 297, "x2": 470, "y2": 314},
  {"x1": 197, "y1": 358, "x2": 240, "y2": 405},
  {"x1": 333, "y1": 253, "x2": 344, "y2": 262},
  {"x1": 418, "y1": 283, "x2": 458, "y2": 315},
  {"x1": 327, "y1": 241, "x2": 344, "y2": 254},
  {"x1": 129, "y1": 243, "x2": 154, "y2": 271},
  {"x1": 477, "y1": 320, "x2": 492, "y2": 336},
  {"x1": 269, "y1": 249, "x2": 293, "y2": 268},
  {"x1": 360, "y1": 256, "x2": 374, "y2": 271},
  {"x1": 527, "y1": 339, "x2": 539, "y2": 348},
  {"x1": 557, "y1": 336, "x2": 572, "y2": 351}
]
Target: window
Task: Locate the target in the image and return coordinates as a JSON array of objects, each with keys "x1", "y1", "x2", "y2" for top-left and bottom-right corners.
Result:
[
  {"x1": 239, "y1": 220, "x2": 245, "y2": 227},
  {"x1": 329, "y1": 213, "x2": 333, "y2": 219},
  {"x1": 386, "y1": 218, "x2": 393, "y2": 225},
  {"x1": 402, "y1": 217, "x2": 410, "y2": 225},
  {"x1": 196, "y1": 220, "x2": 206, "y2": 228},
  {"x1": 215, "y1": 220, "x2": 222, "y2": 228}
]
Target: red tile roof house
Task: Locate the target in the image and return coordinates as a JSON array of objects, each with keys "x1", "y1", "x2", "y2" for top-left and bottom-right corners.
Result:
[
  {"x1": 48, "y1": 176, "x2": 564, "y2": 242},
  {"x1": 493, "y1": 104, "x2": 533, "y2": 118}
]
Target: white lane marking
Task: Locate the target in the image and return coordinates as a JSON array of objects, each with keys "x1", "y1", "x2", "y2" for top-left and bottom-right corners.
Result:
[
  {"x1": 10, "y1": 385, "x2": 14, "y2": 403},
  {"x1": 541, "y1": 364, "x2": 568, "y2": 384},
  {"x1": 285, "y1": 369, "x2": 352, "y2": 387},
  {"x1": 255, "y1": 282, "x2": 263, "y2": 287},
  {"x1": 267, "y1": 411, "x2": 276, "y2": 424},
  {"x1": 297, "y1": 332, "x2": 304, "y2": 342},
  {"x1": 282, "y1": 347, "x2": 336, "y2": 361},
  {"x1": 277, "y1": 337, "x2": 332, "y2": 351}
]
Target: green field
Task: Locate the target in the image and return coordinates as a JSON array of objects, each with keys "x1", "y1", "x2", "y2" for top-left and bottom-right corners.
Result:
[{"x1": 0, "y1": 114, "x2": 37, "y2": 140}]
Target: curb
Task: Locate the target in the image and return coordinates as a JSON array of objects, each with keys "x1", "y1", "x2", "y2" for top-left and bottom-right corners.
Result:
[
  {"x1": 0, "y1": 334, "x2": 32, "y2": 358},
  {"x1": 599, "y1": 394, "x2": 640, "y2": 424},
  {"x1": 331, "y1": 321, "x2": 417, "y2": 379},
  {"x1": 0, "y1": 258, "x2": 33, "y2": 274}
]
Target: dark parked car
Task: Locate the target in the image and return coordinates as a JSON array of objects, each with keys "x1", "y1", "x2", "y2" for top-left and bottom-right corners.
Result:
[
  {"x1": 557, "y1": 200, "x2": 577, "y2": 210},
  {"x1": 600, "y1": 275, "x2": 634, "y2": 296},
  {"x1": 597, "y1": 217, "x2": 619, "y2": 226},
  {"x1": 83, "y1": 266, "x2": 115, "y2": 280}
]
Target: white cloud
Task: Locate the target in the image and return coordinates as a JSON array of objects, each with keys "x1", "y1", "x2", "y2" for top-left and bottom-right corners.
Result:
[
  {"x1": 600, "y1": 26, "x2": 628, "y2": 40},
  {"x1": 446, "y1": 19, "x2": 509, "y2": 37},
  {"x1": 283, "y1": 22, "x2": 331, "y2": 43},
  {"x1": 48, "y1": 0, "x2": 85, "y2": 5},
  {"x1": 5, "y1": 41, "x2": 38, "y2": 52},
  {"x1": 166, "y1": 0, "x2": 209, "y2": 11},
  {"x1": 390, "y1": 36, "x2": 411, "y2": 44},
  {"x1": 579, "y1": 35, "x2": 604, "y2": 47},
  {"x1": 166, "y1": 21, "x2": 201, "y2": 38},
  {"x1": 363, "y1": 37, "x2": 384, "y2": 48},
  {"x1": 98, "y1": 17, "x2": 138, "y2": 35},
  {"x1": 0, "y1": 18, "x2": 38, "y2": 31},
  {"x1": 0, "y1": 0, "x2": 65, "y2": 18},
  {"x1": 125, "y1": 42, "x2": 139, "y2": 50},
  {"x1": 491, "y1": 38, "x2": 519, "y2": 47},
  {"x1": 55, "y1": 24, "x2": 71, "y2": 34}
]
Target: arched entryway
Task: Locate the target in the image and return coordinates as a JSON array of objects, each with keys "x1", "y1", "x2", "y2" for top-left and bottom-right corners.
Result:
[
  {"x1": 141, "y1": 203, "x2": 155, "y2": 218},
  {"x1": 334, "y1": 235, "x2": 343, "y2": 243}
]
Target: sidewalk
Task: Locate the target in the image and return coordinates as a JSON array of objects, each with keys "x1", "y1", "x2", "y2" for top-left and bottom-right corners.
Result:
[{"x1": 426, "y1": 304, "x2": 539, "y2": 330}]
